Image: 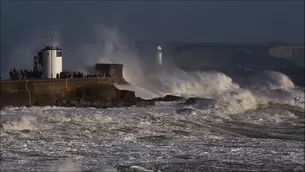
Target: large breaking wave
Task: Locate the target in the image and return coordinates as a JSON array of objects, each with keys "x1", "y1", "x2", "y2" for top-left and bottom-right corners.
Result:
[
  {"x1": 247, "y1": 70, "x2": 295, "y2": 90},
  {"x1": 76, "y1": 27, "x2": 304, "y2": 115}
]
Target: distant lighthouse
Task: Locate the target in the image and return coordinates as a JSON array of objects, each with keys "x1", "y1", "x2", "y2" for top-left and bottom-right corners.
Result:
[{"x1": 156, "y1": 45, "x2": 162, "y2": 66}]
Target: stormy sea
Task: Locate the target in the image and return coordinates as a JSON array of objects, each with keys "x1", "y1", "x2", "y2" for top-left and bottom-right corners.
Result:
[
  {"x1": 1, "y1": 38, "x2": 305, "y2": 171},
  {"x1": 1, "y1": 67, "x2": 304, "y2": 172}
]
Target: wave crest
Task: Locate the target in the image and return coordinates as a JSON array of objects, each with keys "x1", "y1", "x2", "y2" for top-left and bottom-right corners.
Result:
[
  {"x1": 158, "y1": 70, "x2": 239, "y2": 97},
  {"x1": 248, "y1": 71, "x2": 295, "y2": 90}
]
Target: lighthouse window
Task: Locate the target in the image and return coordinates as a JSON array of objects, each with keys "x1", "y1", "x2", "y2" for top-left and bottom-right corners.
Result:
[{"x1": 56, "y1": 51, "x2": 62, "y2": 57}]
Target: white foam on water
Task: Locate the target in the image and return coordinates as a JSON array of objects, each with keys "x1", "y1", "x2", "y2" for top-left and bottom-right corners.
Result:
[
  {"x1": 248, "y1": 71, "x2": 295, "y2": 90},
  {"x1": 76, "y1": 27, "x2": 303, "y2": 116},
  {"x1": 1, "y1": 26, "x2": 304, "y2": 172},
  {"x1": 49, "y1": 160, "x2": 82, "y2": 172}
]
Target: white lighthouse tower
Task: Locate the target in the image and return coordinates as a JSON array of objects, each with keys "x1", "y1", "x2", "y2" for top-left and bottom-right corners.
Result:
[
  {"x1": 40, "y1": 46, "x2": 62, "y2": 78},
  {"x1": 156, "y1": 45, "x2": 163, "y2": 66},
  {"x1": 36, "y1": 32, "x2": 62, "y2": 79}
]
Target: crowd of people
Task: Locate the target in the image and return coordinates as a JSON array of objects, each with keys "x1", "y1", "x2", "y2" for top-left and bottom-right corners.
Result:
[
  {"x1": 8, "y1": 69, "x2": 111, "y2": 80},
  {"x1": 9, "y1": 69, "x2": 42, "y2": 80},
  {"x1": 59, "y1": 71, "x2": 111, "y2": 78}
]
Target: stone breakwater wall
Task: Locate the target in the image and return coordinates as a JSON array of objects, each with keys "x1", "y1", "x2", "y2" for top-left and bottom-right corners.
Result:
[
  {"x1": 95, "y1": 63, "x2": 127, "y2": 84},
  {"x1": 0, "y1": 78, "x2": 154, "y2": 108}
]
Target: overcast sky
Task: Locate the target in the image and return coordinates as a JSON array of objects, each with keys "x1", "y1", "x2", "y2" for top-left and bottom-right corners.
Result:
[{"x1": 0, "y1": 1, "x2": 304, "y2": 76}]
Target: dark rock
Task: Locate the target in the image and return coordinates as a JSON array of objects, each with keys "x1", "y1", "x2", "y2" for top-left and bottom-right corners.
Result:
[
  {"x1": 153, "y1": 94, "x2": 183, "y2": 102},
  {"x1": 136, "y1": 100, "x2": 155, "y2": 107},
  {"x1": 134, "y1": 97, "x2": 155, "y2": 107},
  {"x1": 184, "y1": 97, "x2": 215, "y2": 105},
  {"x1": 184, "y1": 97, "x2": 199, "y2": 105},
  {"x1": 184, "y1": 97, "x2": 216, "y2": 109},
  {"x1": 175, "y1": 108, "x2": 196, "y2": 114},
  {"x1": 120, "y1": 90, "x2": 136, "y2": 102}
]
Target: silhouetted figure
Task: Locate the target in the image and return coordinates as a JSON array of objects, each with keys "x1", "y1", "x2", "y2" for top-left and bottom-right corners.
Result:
[
  {"x1": 20, "y1": 70, "x2": 25, "y2": 79},
  {"x1": 65, "y1": 71, "x2": 69, "y2": 78},
  {"x1": 9, "y1": 70, "x2": 13, "y2": 80},
  {"x1": 17, "y1": 72, "x2": 21, "y2": 80}
]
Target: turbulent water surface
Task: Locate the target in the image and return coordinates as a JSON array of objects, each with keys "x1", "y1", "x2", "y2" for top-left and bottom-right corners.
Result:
[
  {"x1": 1, "y1": 36, "x2": 305, "y2": 171},
  {"x1": 1, "y1": 80, "x2": 304, "y2": 171},
  {"x1": 1, "y1": 25, "x2": 304, "y2": 171}
]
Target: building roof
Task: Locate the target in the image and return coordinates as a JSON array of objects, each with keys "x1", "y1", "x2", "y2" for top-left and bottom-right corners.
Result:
[{"x1": 42, "y1": 46, "x2": 62, "y2": 50}]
